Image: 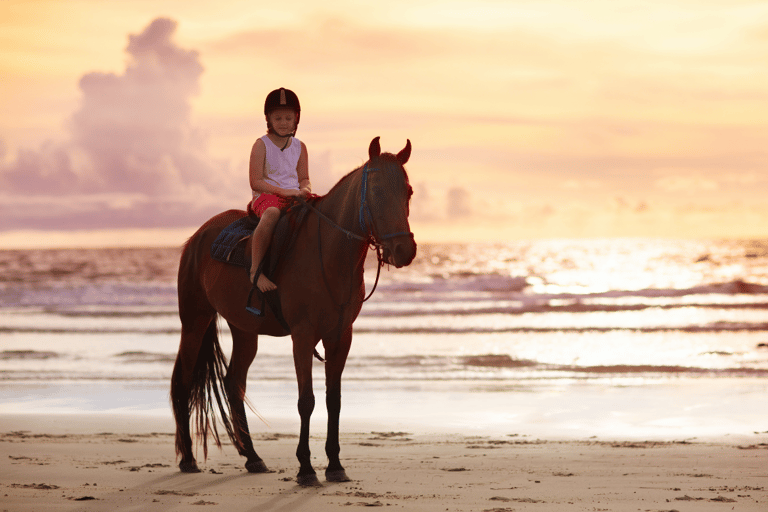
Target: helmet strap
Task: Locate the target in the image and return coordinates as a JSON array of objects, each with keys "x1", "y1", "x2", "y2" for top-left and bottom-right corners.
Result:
[{"x1": 266, "y1": 123, "x2": 294, "y2": 151}]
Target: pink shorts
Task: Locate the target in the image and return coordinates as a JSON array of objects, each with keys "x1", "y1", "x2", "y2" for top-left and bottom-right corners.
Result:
[{"x1": 248, "y1": 193, "x2": 292, "y2": 218}]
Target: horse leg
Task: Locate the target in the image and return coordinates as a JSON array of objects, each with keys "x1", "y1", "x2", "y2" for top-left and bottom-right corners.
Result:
[
  {"x1": 293, "y1": 333, "x2": 320, "y2": 486},
  {"x1": 171, "y1": 316, "x2": 215, "y2": 473},
  {"x1": 323, "y1": 327, "x2": 353, "y2": 482},
  {"x1": 225, "y1": 323, "x2": 268, "y2": 473}
]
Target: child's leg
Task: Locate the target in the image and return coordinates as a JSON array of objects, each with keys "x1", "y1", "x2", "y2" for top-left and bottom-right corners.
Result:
[{"x1": 250, "y1": 206, "x2": 281, "y2": 292}]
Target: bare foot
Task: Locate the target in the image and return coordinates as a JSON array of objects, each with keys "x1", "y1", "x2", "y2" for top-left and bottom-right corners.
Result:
[{"x1": 257, "y1": 273, "x2": 277, "y2": 292}]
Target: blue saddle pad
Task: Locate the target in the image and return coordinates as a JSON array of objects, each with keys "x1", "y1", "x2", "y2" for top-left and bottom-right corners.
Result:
[{"x1": 210, "y1": 216, "x2": 257, "y2": 268}]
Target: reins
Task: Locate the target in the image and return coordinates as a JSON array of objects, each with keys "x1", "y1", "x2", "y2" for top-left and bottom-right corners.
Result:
[
  {"x1": 296, "y1": 197, "x2": 367, "y2": 242},
  {"x1": 295, "y1": 162, "x2": 412, "y2": 304},
  {"x1": 296, "y1": 196, "x2": 384, "y2": 303}
]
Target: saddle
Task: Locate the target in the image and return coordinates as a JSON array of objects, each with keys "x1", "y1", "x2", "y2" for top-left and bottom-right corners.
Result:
[
  {"x1": 210, "y1": 201, "x2": 313, "y2": 323},
  {"x1": 210, "y1": 215, "x2": 256, "y2": 268}
]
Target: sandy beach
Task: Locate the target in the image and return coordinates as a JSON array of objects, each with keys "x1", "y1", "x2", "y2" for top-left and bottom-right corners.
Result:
[{"x1": 1, "y1": 414, "x2": 766, "y2": 512}]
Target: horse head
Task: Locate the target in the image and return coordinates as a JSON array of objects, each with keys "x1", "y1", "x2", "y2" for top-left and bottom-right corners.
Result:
[{"x1": 362, "y1": 137, "x2": 417, "y2": 268}]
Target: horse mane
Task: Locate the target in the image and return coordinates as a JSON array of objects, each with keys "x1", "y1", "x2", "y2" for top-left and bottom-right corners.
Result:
[{"x1": 318, "y1": 153, "x2": 411, "y2": 201}]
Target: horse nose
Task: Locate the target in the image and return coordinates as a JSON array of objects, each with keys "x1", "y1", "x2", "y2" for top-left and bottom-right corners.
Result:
[{"x1": 391, "y1": 239, "x2": 417, "y2": 268}]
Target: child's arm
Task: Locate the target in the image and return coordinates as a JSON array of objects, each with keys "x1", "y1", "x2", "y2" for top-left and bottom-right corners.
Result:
[{"x1": 297, "y1": 141, "x2": 311, "y2": 198}]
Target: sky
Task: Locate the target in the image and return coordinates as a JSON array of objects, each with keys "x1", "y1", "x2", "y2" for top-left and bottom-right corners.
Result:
[{"x1": 2, "y1": 0, "x2": 768, "y2": 246}]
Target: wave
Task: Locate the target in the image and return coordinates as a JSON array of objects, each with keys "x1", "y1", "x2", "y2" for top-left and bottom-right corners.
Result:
[
  {"x1": 352, "y1": 323, "x2": 768, "y2": 334},
  {"x1": 561, "y1": 364, "x2": 768, "y2": 376},
  {"x1": 460, "y1": 354, "x2": 537, "y2": 368},
  {"x1": 4, "y1": 321, "x2": 768, "y2": 336},
  {"x1": 582, "y1": 279, "x2": 768, "y2": 298},
  {"x1": 4, "y1": 280, "x2": 768, "y2": 320},
  {"x1": 11, "y1": 297, "x2": 768, "y2": 318},
  {"x1": 0, "y1": 350, "x2": 60, "y2": 360},
  {"x1": 381, "y1": 274, "x2": 530, "y2": 293},
  {"x1": 343, "y1": 354, "x2": 768, "y2": 377},
  {"x1": 0, "y1": 283, "x2": 177, "y2": 308},
  {"x1": 3, "y1": 266, "x2": 768, "y2": 311},
  {"x1": 3, "y1": 353, "x2": 767, "y2": 382},
  {"x1": 361, "y1": 301, "x2": 768, "y2": 317},
  {"x1": 114, "y1": 351, "x2": 176, "y2": 363},
  {"x1": 0, "y1": 326, "x2": 179, "y2": 335},
  {"x1": 378, "y1": 277, "x2": 768, "y2": 298}
]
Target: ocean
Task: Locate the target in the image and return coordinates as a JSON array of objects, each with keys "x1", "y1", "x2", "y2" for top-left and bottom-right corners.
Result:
[{"x1": 1, "y1": 239, "x2": 767, "y2": 439}]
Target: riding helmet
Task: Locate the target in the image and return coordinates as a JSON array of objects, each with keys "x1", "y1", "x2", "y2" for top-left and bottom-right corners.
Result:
[
  {"x1": 264, "y1": 88, "x2": 300, "y2": 134},
  {"x1": 264, "y1": 88, "x2": 300, "y2": 115}
]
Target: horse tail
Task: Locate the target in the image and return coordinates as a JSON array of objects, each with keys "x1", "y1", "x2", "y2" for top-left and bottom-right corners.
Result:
[
  {"x1": 187, "y1": 319, "x2": 240, "y2": 459},
  {"x1": 172, "y1": 212, "x2": 246, "y2": 461}
]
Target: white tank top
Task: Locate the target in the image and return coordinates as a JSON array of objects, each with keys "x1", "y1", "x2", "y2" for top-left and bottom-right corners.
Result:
[{"x1": 253, "y1": 134, "x2": 301, "y2": 198}]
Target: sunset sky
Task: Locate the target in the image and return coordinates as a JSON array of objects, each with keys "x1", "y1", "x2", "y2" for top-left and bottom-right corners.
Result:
[{"x1": 2, "y1": 0, "x2": 768, "y2": 246}]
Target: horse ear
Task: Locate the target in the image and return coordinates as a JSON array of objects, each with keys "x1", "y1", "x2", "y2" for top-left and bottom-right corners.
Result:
[
  {"x1": 396, "y1": 139, "x2": 411, "y2": 165},
  {"x1": 369, "y1": 136, "x2": 381, "y2": 161}
]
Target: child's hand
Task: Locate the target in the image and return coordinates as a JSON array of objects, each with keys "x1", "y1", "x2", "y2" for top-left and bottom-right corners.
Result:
[{"x1": 283, "y1": 189, "x2": 302, "y2": 199}]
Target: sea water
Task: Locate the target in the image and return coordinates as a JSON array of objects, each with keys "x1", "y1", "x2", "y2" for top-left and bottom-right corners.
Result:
[{"x1": 1, "y1": 239, "x2": 767, "y2": 439}]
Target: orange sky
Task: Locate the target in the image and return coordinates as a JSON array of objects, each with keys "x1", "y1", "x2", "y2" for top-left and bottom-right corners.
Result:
[{"x1": 1, "y1": 0, "x2": 768, "y2": 246}]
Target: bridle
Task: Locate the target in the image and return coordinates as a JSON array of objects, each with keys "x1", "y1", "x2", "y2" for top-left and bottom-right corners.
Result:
[
  {"x1": 296, "y1": 162, "x2": 414, "y2": 302},
  {"x1": 358, "y1": 163, "x2": 414, "y2": 244}
]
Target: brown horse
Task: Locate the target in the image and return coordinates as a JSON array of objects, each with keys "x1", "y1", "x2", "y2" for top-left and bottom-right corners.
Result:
[{"x1": 171, "y1": 137, "x2": 416, "y2": 486}]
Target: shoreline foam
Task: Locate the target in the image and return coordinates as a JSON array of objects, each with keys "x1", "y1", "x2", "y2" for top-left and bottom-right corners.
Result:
[{"x1": 2, "y1": 376, "x2": 767, "y2": 441}]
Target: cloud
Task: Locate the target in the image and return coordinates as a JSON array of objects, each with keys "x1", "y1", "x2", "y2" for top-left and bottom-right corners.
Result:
[
  {"x1": 208, "y1": 16, "x2": 446, "y2": 70},
  {"x1": 560, "y1": 178, "x2": 602, "y2": 190},
  {"x1": 0, "y1": 18, "x2": 235, "y2": 230},
  {"x1": 654, "y1": 175, "x2": 719, "y2": 193},
  {"x1": 720, "y1": 172, "x2": 764, "y2": 185},
  {"x1": 1, "y1": 142, "x2": 80, "y2": 195},
  {"x1": 446, "y1": 186, "x2": 472, "y2": 220},
  {"x1": 71, "y1": 17, "x2": 213, "y2": 196},
  {"x1": 410, "y1": 182, "x2": 437, "y2": 222}
]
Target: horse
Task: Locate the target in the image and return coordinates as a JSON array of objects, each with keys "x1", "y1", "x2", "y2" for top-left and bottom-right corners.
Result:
[{"x1": 170, "y1": 137, "x2": 417, "y2": 486}]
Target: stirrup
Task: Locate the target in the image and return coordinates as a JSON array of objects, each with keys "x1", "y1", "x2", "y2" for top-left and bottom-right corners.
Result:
[{"x1": 245, "y1": 276, "x2": 266, "y2": 317}]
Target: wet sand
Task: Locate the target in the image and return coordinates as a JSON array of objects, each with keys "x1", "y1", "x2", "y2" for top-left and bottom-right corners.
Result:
[{"x1": 1, "y1": 414, "x2": 766, "y2": 511}]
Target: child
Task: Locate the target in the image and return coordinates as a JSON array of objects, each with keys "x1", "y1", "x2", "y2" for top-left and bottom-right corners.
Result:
[{"x1": 247, "y1": 87, "x2": 311, "y2": 294}]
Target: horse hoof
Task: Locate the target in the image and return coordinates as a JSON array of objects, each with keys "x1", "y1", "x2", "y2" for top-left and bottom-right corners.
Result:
[
  {"x1": 297, "y1": 473, "x2": 322, "y2": 487},
  {"x1": 179, "y1": 460, "x2": 201, "y2": 473},
  {"x1": 326, "y1": 469, "x2": 351, "y2": 482},
  {"x1": 245, "y1": 458, "x2": 269, "y2": 473}
]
